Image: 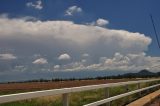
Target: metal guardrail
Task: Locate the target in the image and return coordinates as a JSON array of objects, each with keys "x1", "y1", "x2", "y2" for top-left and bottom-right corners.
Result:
[
  {"x1": 0, "y1": 79, "x2": 160, "y2": 106},
  {"x1": 84, "y1": 83, "x2": 160, "y2": 106}
]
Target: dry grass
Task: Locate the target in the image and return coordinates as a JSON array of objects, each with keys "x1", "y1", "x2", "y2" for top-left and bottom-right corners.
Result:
[{"x1": 0, "y1": 79, "x2": 133, "y2": 94}]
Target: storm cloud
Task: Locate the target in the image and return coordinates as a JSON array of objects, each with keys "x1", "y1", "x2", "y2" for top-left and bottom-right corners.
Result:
[{"x1": 0, "y1": 15, "x2": 154, "y2": 74}]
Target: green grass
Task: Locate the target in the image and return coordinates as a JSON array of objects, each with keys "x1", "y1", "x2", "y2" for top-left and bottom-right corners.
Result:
[{"x1": 0, "y1": 80, "x2": 159, "y2": 106}]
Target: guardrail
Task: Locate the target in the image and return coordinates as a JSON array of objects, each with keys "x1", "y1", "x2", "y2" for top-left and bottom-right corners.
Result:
[
  {"x1": 0, "y1": 79, "x2": 160, "y2": 106},
  {"x1": 84, "y1": 83, "x2": 160, "y2": 106}
]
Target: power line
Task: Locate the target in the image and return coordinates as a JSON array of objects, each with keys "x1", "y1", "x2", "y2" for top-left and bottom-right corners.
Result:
[{"x1": 150, "y1": 14, "x2": 160, "y2": 48}]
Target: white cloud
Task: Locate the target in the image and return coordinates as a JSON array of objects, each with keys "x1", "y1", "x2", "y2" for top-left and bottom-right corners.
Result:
[
  {"x1": 59, "y1": 52, "x2": 160, "y2": 72},
  {"x1": 26, "y1": 0, "x2": 43, "y2": 10},
  {"x1": 99, "y1": 52, "x2": 160, "y2": 72},
  {"x1": 0, "y1": 15, "x2": 154, "y2": 72},
  {"x1": 0, "y1": 16, "x2": 151, "y2": 55},
  {"x1": 60, "y1": 61, "x2": 85, "y2": 71},
  {"x1": 65, "y1": 6, "x2": 82, "y2": 16},
  {"x1": 32, "y1": 58, "x2": 48, "y2": 64},
  {"x1": 54, "y1": 65, "x2": 60, "y2": 71},
  {"x1": 58, "y1": 53, "x2": 71, "y2": 60},
  {"x1": 96, "y1": 18, "x2": 109, "y2": 27},
  {"x1": 88, "y1": 18, "x2": 109, "y2": 27},
  {"x1": 0, "y1": 53, "x2": 17, "y2": 60}
]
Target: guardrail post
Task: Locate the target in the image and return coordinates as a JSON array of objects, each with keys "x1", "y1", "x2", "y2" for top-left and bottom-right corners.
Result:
[
  {"x1": 146, "y1": 82, "x2": 150, "y2": 94},
  {"x1": 137, "y1": 83, "x2": 141, "y2": 97},
  {"x1": 158, "y1": 81, "x2": 160, "y2": 89},
  {"x1": 105, "y1": 87, "x2": 110, "y2": 106},
  {"x1": 63, "y1": 93, "x2": 69, "y2": 106},
  {"x1": 125, "y1": 84, "x2": 129, "y2": 104},
  {"x1": 125, "y1": 84, "x2": 129, "y2": 92},
  {"x1": 156, "y1": 81, "x2": 159, "y2": 89}
]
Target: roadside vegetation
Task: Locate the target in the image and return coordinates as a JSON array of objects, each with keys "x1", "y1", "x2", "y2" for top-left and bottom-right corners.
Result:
[
  {"x1": 0, "y1": 70, "x2": 159, "y2": 106},
  {"x1": 0, "y1": 79, "x2": 159, "y2": 106}
]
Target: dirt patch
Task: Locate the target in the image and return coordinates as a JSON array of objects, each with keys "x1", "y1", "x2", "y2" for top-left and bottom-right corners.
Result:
[{"x1": 0, "y1": 79, "x2": 133, "y2": 92}]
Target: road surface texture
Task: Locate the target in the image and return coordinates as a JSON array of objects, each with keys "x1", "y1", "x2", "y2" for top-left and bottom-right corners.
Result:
[{"x1": 127, "y1": 89, "x2": 160, "y2": 106}]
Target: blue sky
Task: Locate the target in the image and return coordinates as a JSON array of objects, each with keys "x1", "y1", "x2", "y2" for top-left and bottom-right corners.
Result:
[{"x1": 0, "y1": 0, "x2": 160, "y2": 81}]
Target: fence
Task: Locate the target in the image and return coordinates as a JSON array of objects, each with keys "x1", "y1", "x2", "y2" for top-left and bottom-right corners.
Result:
[{"x1": 0, "y1": 79, "x2": 160, "y2": 106}]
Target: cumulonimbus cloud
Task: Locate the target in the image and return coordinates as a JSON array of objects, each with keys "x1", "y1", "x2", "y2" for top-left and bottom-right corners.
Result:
[
  {"x1": 0, "y1": 15, "x2": 153, "y2": 72},
  {"x1": 0, "y1": 16, "x2": 151, "y2": 54}
]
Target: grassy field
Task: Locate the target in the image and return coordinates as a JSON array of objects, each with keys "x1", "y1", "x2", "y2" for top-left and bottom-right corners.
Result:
[{"x1": 0, "y1": 79, "x2": 158, "y2": 106}]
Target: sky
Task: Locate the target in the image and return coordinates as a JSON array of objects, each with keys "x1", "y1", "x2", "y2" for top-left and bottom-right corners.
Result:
[{"x1": 0, "y1": 0, "x2": 160, "y2": 82}]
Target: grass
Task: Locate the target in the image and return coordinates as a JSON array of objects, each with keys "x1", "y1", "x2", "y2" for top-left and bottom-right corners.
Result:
[{"x1": 0, "y1": 80, "x2": 159, "y2": 106}]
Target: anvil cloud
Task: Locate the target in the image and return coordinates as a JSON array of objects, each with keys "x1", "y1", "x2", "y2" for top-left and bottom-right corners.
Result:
[{"x1": 0, "y1": 15, "x2": 155, "y2": 73}]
